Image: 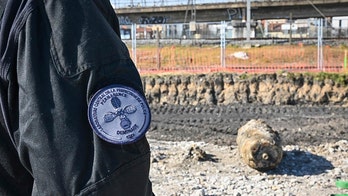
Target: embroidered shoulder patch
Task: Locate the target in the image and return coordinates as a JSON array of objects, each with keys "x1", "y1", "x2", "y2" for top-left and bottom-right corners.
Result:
[{"x1": 88, "y1": 85, "x2": 151, "y2": 144}]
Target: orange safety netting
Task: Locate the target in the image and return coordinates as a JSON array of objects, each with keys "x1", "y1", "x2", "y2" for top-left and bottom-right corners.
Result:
[{"x1": 129, "y1": 45, "x2": 347, "y2": 74}]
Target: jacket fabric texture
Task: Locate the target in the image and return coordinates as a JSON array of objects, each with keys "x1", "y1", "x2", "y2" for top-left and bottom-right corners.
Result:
[{"x1": 0, "y1": 0, "x2": 153, "y2": 195}]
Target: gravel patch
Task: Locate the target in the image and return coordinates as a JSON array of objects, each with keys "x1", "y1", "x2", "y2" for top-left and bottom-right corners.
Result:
[{"x1": 148, "y1": 139, "x2": 348, "y2": 196}]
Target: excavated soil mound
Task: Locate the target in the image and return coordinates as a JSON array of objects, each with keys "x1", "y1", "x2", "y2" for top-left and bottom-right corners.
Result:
[{"x1": 143, "y1": 73, "x2": 348, "y2": 146}]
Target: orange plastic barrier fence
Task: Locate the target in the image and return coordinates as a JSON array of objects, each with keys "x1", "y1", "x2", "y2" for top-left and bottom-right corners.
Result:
[{"x1": 130, "y1": 45, "x2": 346, "y2": 74}]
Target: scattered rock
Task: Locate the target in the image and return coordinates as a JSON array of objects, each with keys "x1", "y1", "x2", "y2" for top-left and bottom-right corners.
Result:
[
  {"x1": 148, "y1": 139, "x2": 348, "y2": 195},
  {"x1": 232, "y1": 51, "x2": 249, "y2": 60}
]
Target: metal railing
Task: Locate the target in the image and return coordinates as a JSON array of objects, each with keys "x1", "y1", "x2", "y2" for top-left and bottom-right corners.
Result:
[
  {"x1": 120, "y1": 19, "x2": 348, "y2": 40},
  {"x1": 111, "y1": 0, "x2": 257, "y2": 8}
]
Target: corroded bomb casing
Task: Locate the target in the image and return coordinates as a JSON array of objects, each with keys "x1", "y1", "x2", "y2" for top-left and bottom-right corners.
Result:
[{"x1": 236, "y1": 119, "x2": 283, "y2": 171}]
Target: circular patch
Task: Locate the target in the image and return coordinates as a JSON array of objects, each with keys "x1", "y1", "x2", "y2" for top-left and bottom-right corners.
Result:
[{"x1": 88, "y1": 85, "x2": 151, "y2": 144}]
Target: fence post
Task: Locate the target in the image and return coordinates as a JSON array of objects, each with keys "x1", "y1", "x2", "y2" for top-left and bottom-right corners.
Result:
[
  {"x1": 221, "y1": 21, "x2": 226, "y2": 68},
  {"x1": 131, "y1": 23, "x2": 137, "y2": 65},
  {"x1": 344, "y1": 50, "x2": 347, "y2": 70},
  {"x1": 246, "y1": 0, "x2": 251, "y2": 46},
  {"x1": 317, "y1": 18, "x2": 323, "y2": 71},
  {"x1": 289, "y1": 12, "x2": 292, "y2": 45},
  {"x1": 156, "y1": 27, "x2": 161, "y2": 70}
]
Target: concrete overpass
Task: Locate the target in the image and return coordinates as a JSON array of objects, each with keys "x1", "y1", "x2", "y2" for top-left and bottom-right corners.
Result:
[{"x1": 115, "y1": 0, "x2": 348, "y2": 25}]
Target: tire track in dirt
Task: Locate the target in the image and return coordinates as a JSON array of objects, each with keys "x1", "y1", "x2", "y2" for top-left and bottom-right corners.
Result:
[{"x1": 147, "y1": 104, "x2": 348, "y2": 146}]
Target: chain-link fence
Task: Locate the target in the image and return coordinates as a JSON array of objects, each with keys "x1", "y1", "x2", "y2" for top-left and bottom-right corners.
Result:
[
  {"x1": 127, "y1": 43, "x2": 347, "y2": 73},
  {"x1": 120, "y1": 18, "x2": 347, "y2": 74}
]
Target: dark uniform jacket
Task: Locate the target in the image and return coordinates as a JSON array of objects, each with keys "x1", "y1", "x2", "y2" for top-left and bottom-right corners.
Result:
[{"x1": 0, "y1": 0, "x2": 153, "y2": 195}]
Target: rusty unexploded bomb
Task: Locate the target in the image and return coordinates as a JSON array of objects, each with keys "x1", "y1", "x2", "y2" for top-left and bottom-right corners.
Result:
[{"x1": 236, "y1": 119, "x2": 283, "y2": 171}]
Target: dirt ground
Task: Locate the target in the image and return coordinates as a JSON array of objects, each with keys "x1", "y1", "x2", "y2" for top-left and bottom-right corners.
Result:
[
  {"x1": 147, "y1": 104, "x2": 348, "y2": 147},
  {"x1": 146, "y1": 104, "x2": 348, "y2": 195}
]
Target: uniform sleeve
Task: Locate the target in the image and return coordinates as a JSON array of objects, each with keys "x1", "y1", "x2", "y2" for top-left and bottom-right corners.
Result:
[
  {"x1": 13, "y1": 0, "x2": 153, "y2": 195},
  {"x1": 93, "y1": 0, "x2": 121, "y2": 37}
]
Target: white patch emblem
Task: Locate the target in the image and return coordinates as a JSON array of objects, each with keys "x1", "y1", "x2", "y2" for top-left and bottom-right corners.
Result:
[{"x1": 88, "y1": 85, "x2": 151, "y2": 144}]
